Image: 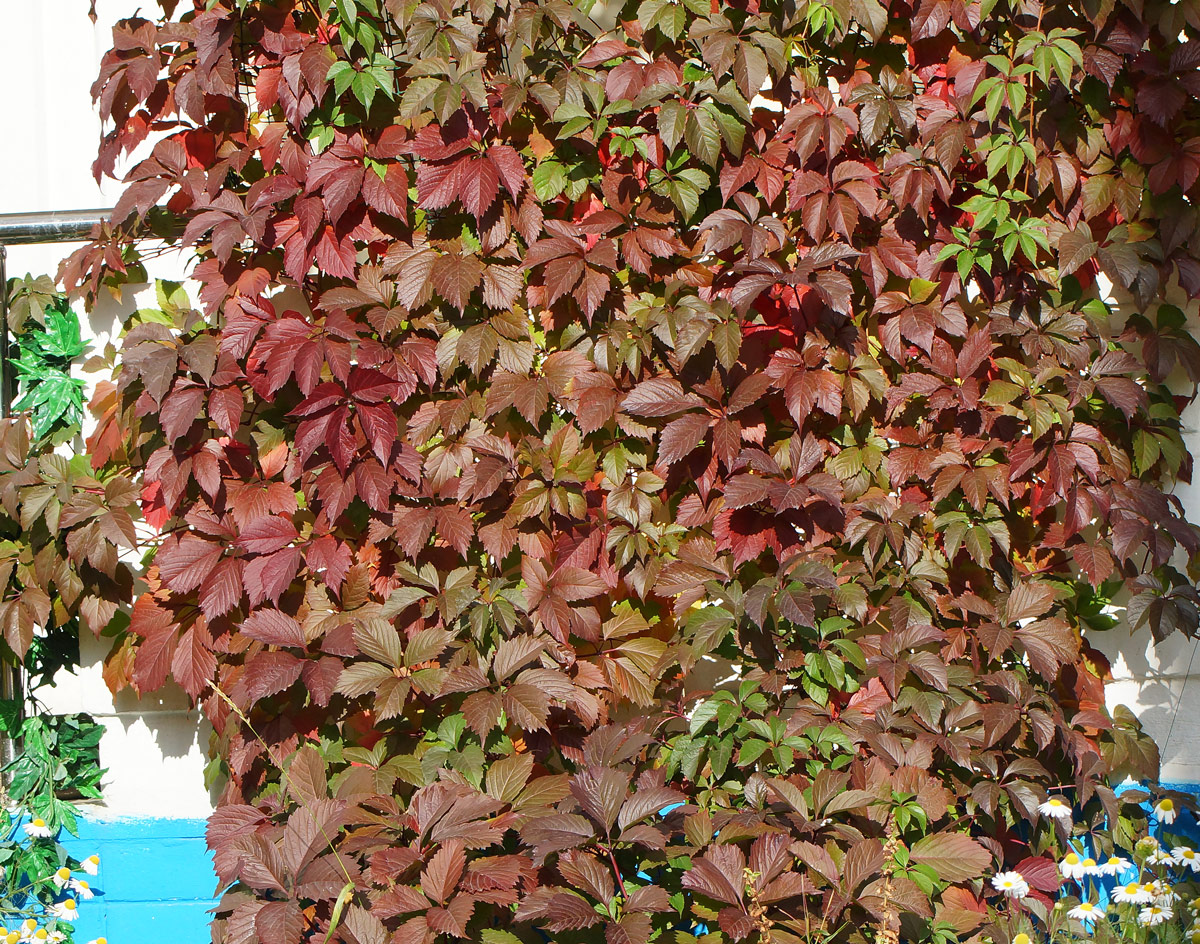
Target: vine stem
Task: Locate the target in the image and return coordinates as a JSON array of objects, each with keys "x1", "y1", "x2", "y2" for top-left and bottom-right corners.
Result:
[{"x1": 603, "y1": 841, "x2": 629, "y2": 900}]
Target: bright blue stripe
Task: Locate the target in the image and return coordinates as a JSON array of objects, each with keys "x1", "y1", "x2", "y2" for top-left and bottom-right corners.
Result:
[{"x1": 56, "y1": 817, "x2": 218, "y2": 943}]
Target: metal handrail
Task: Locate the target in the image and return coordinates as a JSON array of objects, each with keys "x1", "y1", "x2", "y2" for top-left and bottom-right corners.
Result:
[{"x1": 0, "y1": 209, "x2": 113, "y2": 245}]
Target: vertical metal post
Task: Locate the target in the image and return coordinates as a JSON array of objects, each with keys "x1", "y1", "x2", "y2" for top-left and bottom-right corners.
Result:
[
  {"x1": 0, "y1": 245, "x2": 16, "y2": 778},
  {"x1": 0, "y1": 244, "x2": 8, "y2": 416}
]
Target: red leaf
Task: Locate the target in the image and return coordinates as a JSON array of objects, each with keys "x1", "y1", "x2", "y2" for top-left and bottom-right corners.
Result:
[
  {"x1": 363, "y1": 162, "x2": 409, "y2": 219},
  {"x1": 161, "y1": 386, "x2": 206, "y2": 441},
  {"x1": 1072, "y1": 544, "x2": 1115, "y2": 586},
  {"x1": 200, "y1": 558, "x2": 244, "y2": 618},
  {"x1": 657, "y1": 413, "x2": 711, "y2": 466},
  {"x1": 242, "y1": 609, "x2": 306, "y2": 647},
  {"x1": 242, "y1": 651, "x2": 303, "y2": 701},
  {"x1": 459, "y1": 157, "x2": 501, "y2": 217},
  {"x1": 488, "y1": 145, "x2": 526, "y2": 198},
  {"x1": 255, "y1": 901, "x2": 304, "y2": 944},
  {"x1": 1015, "y1": 856, "x2": 1061, "y2": 893},
  {"x1": 131, "y1": 594, "x2": 178, "y2": 693},
  {"x1": 244, "y1": 548, "x2": 303, "y2": 607},
  {"x1": 431, "y1": 251, "x2": 483, "y2": 311},
  {"x1": 622, "y1": 376, "x2": 704, "y2": 417},
  {"x1": 421, "y1": 839, "x2": 466, "y2": 904},
  {"x1": 209, "y1": 386, "x2": 244, "y2": 436},
  {"x1": 171, "y1": 623, "x2": 216, "y2": 698},
  {"x1": 157, "y1": 534, "x2": 222, "y2": 593},
  {"x1": 237, "y1": 517, "x2": 299, "y2": 555}
]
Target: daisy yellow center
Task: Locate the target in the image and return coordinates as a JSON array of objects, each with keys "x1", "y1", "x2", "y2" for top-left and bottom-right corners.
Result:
[
  {"x1": 1014, "y1": 935, "x2": 1031, "y2": 944},
  {"x1": 1185, "y1": 850, "x2": 1196, "y2": 859},
  {"x1": 1049, "y1": 798, "x2": 1065, "y2": 807},
  {"x1": 1125, "y1": 883, "x2": 1140, "y2": 893},
  {"x1": 1107, "y1": 857, "x2": 1121, "y2": 865},
  {"x1": 77, "y1": 881, "x2": 88, "y2": 889},
  {"x1": 1083, "y1": 858, "x2": 1096, "y2": 867},
  {"x1": 1161, "y1": 799, "x2": 1175, "y2": 811},
  {"x1": 1065, "y1": 853, "x2": 1080, "y2": 864},
  {"x1": 1079, "y1": 903, "x2": 1096, "y2": 912},
  {"x1": 31, "y1": 819, "x2": 45, "y2": 827},
  {"x1": 1002, "y1": 879, "x2": 1015, "y2": 887},
  {"x1": 62, "y1": 900, "x2": 75, "y2": 910},
  {"x1": 55, "y1": 868, "x2": 69, "y2": 879}
]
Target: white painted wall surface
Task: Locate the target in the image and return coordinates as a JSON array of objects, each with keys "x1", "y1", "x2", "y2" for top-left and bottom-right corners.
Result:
[
  {"x1": 2, "y1": 1, "x2": 1200, "y2": 812},
  {"x1": 0, "y1": 0, "x2": 214, "y2": 820}
]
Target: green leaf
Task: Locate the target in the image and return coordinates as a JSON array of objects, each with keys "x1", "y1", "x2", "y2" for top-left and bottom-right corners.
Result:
[
  {"x1": 323, "y1": 882, "x2": 356, "y2": 944},
  {"x1": 351, "y1": 70, "x2": 379, "y2": 110},
  {"x1": 532, "y1": 162, "x2": 567, "y2": 201},
  {"x1": 711, "y1": 321, "x2": 741, "y2": 370},
  {"x1": 658, "y1": 100, "x2": 686, "y2": 152},
  {"x1": 737, "y1": 738, "x2": 770, "y2": 766},
  {"x1": 0, "y1": 700, "x2": 20, "y2": 736},
  {"x1": 685, "y1": 106, "x2": 722, "y2": 167}
]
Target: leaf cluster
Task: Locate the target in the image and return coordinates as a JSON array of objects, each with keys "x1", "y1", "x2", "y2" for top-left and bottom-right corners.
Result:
[{"x1": 54, "y1": 0, "x2": 1200, "y2": 943}]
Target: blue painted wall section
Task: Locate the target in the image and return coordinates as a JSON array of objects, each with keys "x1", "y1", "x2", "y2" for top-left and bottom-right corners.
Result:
[
  {"x1": 58, "y1": 817, "x2": 217, "y2": 944},
  {"x1": 29, "y1": 783, "x2": 1200, "y2": 941}
]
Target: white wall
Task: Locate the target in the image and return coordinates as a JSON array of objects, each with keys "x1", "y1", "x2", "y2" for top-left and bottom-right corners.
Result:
[
  {"x1": 0, "y1": 1, "x2": 213, "y2": 819},
  {"x1": 3, "y1": 1, "x2": 1200, "y2": 811}
]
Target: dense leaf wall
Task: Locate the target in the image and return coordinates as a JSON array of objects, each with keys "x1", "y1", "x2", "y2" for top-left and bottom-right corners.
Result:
[{"x1": 58, "y1": 0, "x2": 1200, "y2": 942}]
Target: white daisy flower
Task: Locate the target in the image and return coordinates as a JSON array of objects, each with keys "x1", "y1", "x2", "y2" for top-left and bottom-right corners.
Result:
[
  {"x1": 992, "y1": 871, "x2": 1030, "y2": 899},
  {"x1": 51, "y1": 867, "x2": 71, "y2": 889},
  {"x1": 1081, "y1": 856, "x2": 1102, "y2": 875},
  {"x1": 19, "y1": 919, "x2": 37, "y2": 941},
  {"x1": 49, "y1": 899, "x2": 77, "y2": 922},
  {"x1": 22, "y1": 818, "x2": 52, "y2": 839},
  {"x1": 1155, "y1": 798, "x2": 1178, "y2": 824},
  {"x1": 68, "y1": 879, "x2": 93, "y2": 900},
  {"x1": 1069, "y1": 901, "x2": 1105, "y2": 922},
  {"x1": 1038, "y1": 796, "x2": 1073, "y2": 821},
  {"x1": 46, "y1": 934, "x2": 64, "y2": 944},
  {"x1": 1139, "y1": 904, "x2": 1173, "y2": 926},
  {"x1": 1114, "y1": 881, "x2": 1155, "y2": 904},
  {"x1": 29, "y1": 931, "x2": 47, "y2": 944},
  {"x1": 1174, "y1": 847, "x2": 1200, "y2": 871},
  {"x1": 1148, "y1": 848, "x2": 1176, "y2": 866},
  {"x1": 1188, "y1": 929, "x2": 1200, "y2": 944},
  {"x1": 1060, "y1": 852, "x2": 1088, "y2": 880},
  {"x1": 1101, "y1": 854, "x2": 1131, "y2": 875},
  {"x1": 80, "y1": 855, "x2": 99, "y2": 876}
]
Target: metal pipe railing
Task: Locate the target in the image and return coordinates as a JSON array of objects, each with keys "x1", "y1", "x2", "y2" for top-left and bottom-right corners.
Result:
[{"x1": 0, "y1": 209, "x2": 112, "y2": 245}]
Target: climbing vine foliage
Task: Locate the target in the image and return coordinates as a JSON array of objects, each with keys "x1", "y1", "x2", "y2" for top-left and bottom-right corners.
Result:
[{"x1": 56, "y1": 0, "x2": 1200, "y2": 941}]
